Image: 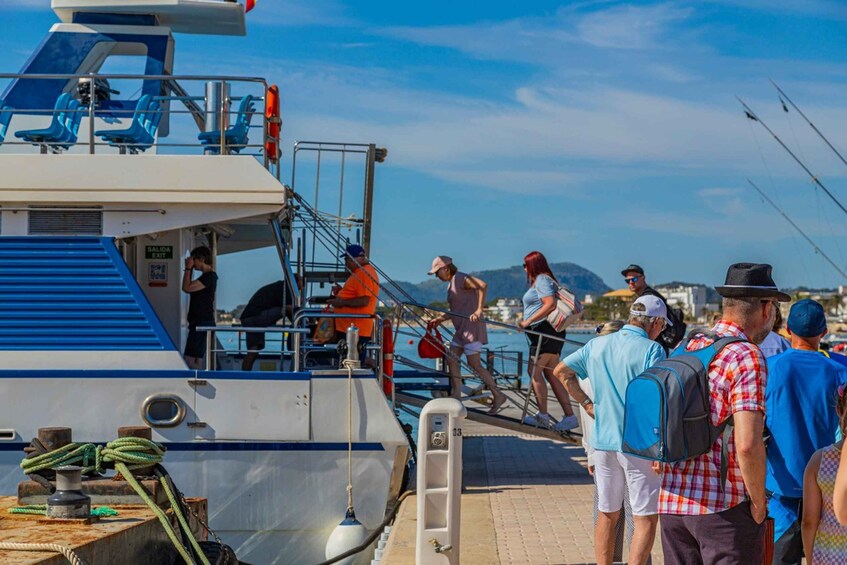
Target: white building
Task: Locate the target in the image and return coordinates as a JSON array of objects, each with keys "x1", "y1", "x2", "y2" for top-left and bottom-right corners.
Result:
[
  {"x1": 657, "y1": 285, "x2": 718, "y2": 320},
  {"x1": 486, "y1": 298, "x2": 523, "y2": 323}
]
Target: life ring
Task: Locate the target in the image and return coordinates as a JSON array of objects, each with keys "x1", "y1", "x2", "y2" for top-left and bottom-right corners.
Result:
[
  {"x1": 382, "y1": 319, "x2": 394, "y2": 396},
  {"x1": 265, "y1": 84, "x2": 281, "y2": 163}
]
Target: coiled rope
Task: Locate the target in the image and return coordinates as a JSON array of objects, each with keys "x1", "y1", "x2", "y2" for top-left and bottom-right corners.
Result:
[{"x1": 17, "y1": 437, "x2": 209, "y2": 565}]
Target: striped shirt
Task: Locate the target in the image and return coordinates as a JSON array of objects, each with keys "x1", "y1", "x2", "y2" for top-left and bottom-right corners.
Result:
[{"x1": 659, "y1": 321, "x2": 767, "y2": 515}]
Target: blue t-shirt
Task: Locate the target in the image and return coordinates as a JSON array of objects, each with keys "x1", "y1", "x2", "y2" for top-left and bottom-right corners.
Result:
[
  {"x1": 522, "y1": 274, "x2": 558, "y2": 322},
  {"x1": 562, "y1": 325, "x2": 666, "y2": 451},
  {"x1": 759, "y1": 331, "x2": 790, "y2": 358},
  {"x1": 765, "y1": 349, "x2": 847, "y2": 497}
]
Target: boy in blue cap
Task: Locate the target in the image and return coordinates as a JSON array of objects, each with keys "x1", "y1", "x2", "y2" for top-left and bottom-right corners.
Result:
[{"x1": 765, "y1": 298, "x2": 847, "y2": 564}]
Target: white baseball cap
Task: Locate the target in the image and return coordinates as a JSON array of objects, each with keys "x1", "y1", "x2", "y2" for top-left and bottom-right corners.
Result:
[
  {"x1": 428, "y1": 255, "x2": 453, "y2": 275},
  {"x1": 630, "y1": 295, "x2": 673, "y2": 326}
]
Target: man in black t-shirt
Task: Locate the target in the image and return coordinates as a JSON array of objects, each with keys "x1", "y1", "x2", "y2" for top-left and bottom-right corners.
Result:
[
  {"x1": 621, "y1": 264, "x2": 686, "y2": 353},
  {"x1": 240, "y1": 280, "x2": 289, "y2": 371},
  {"x1": 182, "y1": 246, "x2": 218, "y2": 369}
]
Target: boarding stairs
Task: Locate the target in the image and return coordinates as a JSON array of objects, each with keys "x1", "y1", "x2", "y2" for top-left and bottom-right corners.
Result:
[{"x1": 283, "y1": 155, "x2": 584, "y2": 443}]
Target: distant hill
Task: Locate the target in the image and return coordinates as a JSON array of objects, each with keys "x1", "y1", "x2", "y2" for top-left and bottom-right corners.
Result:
[{"x1": 387, "y1": 262, "x2": 611, "y2": 306}]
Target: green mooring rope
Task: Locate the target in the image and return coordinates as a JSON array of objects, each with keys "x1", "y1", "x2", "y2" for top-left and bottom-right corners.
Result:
[
  {"x1": 19, "y1": 438, "x2": 209, "y2": 565},
  {"x1": 8, "y1": 504, "x2": 119, "y2": 517}
]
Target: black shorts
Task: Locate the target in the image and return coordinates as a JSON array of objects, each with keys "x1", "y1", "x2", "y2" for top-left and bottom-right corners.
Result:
[
  {"x1": 185, "y1": 321, "x2": 215, "y2": 358},
  {"x1": 527, "y1": 320, "x2": 566, "y2": 357}
]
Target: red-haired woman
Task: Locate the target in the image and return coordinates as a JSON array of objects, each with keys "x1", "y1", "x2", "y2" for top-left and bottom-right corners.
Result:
[{"x1": 518, "y1": 251, "x2": 578, "y2": 432}]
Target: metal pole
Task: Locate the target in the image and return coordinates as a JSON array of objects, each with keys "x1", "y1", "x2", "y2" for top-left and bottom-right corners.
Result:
[
  {"x1": 361, "y1": 143, "x2": 376, "y2": 254},
  {"x1": 88, "y1": 74, "x2": 95, "y2": 154}
]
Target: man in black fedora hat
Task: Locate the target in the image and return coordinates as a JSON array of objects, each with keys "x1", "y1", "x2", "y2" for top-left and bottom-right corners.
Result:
[
  {"x1": 658, "y1": 262, "x2": 789, "y2": 565},
  {"x1": 621, "y1": 264, "x2": 687, "y2": 353}
]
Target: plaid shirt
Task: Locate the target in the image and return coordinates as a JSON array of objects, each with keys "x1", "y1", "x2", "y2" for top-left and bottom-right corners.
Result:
[{"x1": 658, "y1": 320, "x2": 767, "y2": 515}]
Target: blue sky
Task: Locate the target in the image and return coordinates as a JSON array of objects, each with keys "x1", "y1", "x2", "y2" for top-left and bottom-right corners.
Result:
[{"x1": 2, "y1": 1, "x2": 847, "y2": 308}]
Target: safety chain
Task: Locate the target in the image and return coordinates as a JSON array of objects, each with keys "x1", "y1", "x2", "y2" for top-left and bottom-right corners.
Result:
[{"x1": 180, "y1": 493, "x2": 227, "y2": 559}]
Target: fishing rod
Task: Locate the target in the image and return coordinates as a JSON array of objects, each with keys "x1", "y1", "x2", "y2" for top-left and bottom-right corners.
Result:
[
  {"x1": 737, "y1": 97, "x2": 847, "y2": 218},
  {"x1": 747, "y1": 178, "x2": 847, "y2": 282},
  {"x1": 770, "y1": 80, "x2": 847, "y2": 171}
]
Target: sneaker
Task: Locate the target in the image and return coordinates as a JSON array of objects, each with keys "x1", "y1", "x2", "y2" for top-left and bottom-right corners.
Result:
[
  {"x1": 553, "y1": 415, "x2": 580, "y2": 433},
  {"x1": 522, "y1": 412, "x2": 555, "y2": 429}
]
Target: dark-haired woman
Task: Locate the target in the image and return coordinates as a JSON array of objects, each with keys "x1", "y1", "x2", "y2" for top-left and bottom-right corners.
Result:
[{"x1": 518, "y1": 251, "x2": 578, "y2": 432}]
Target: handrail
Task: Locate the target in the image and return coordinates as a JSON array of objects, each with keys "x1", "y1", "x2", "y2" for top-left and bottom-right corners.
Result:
[
  {"x1": 0, "y1": 72, "x2": 277, "y2": 169},
  {"x1": 401, "y1": 301, "x2": 587, "y2": 347},
  {"x1": 291, "y1": 310, "x2": 381, "y2": 373}
]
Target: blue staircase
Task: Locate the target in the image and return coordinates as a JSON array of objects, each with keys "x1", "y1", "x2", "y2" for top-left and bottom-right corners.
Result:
[{"x1": 0, "y1": 237, "x2": 175, "y2": 350}]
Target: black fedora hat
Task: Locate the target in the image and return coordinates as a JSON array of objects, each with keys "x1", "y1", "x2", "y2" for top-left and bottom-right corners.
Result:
[{"x1": 715, "y1": 263, "x2": 790, "y2": 302}]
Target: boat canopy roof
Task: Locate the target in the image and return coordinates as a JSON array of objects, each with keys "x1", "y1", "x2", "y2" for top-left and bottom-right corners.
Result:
[{"x1": 52, "y1": 0, "x2": 247, "y2": 36}]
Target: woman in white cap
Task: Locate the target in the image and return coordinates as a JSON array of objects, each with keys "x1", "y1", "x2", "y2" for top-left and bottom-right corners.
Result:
[{"x1": 427, "y1": 255, "x2": 508, "y2": 414}]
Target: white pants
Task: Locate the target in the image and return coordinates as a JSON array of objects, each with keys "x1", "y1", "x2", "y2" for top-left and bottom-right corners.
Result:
[{"x1": 594, "y1": 450, "x2": 659, "y2": 516}]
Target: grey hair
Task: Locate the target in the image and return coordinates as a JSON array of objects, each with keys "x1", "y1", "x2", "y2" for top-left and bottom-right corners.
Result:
[
  {"x1": 722, "y1": 296, "x2": 760, "y2": 317},
  {"x1": 597, "y1": 320, "x2": 625, "y2": 336}
]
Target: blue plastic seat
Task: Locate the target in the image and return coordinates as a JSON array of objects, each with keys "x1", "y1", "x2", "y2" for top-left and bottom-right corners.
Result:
[
  {"x1": 0, "y1": 103, "x2": 12, "y2": 145},
  {"x1": 15, "y1": 93, "x2": 77, "y2": 150},
  {"x1": 198, "y1": 94, "x2": 255, "y2": 153},
  {"x1": 95, "y1": 95, "x2": 161, "y2": 153},
  {"x1": 54, "y1": 99, "x2": 83, "y2": 150}
]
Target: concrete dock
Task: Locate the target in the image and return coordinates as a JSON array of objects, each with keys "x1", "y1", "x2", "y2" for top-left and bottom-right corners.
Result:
[{"x1": 383, "y1": 402, "x2": 665, "y2": 564}]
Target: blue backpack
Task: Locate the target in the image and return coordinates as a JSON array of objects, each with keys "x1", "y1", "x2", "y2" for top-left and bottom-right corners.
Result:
[{"x1": 621, "y1": 335, "x2": 744, "y2": 472}]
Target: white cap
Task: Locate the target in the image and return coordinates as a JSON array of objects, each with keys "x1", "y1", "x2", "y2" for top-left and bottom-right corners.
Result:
[
  {"x1": 630, "y1": 295, "x2": 673, "y2": 326},
  {"x1": 428, "y1": 255, "x2": 453, "y2": 275}
]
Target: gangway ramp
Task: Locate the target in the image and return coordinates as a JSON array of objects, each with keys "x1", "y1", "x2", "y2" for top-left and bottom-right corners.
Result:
[{"x1": 395, "y1": 391, "x2": 580, "y2": 445}]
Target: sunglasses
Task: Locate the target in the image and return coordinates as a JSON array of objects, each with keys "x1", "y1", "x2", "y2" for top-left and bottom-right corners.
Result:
[{"x1": 624, "y1": 277, "x2": 640, "y2": 284}]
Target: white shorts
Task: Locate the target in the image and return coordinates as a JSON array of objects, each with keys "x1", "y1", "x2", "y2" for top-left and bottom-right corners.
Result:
[
  {"x1": 449, "y1": 339, "x2": 483, "y2": 355},
  {"x1": 593, "y1": 450, "x2": 659, "y2": 516}
]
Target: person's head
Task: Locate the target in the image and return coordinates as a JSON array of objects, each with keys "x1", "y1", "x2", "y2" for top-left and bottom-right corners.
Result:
[
  {"x1": 621, "y1": 264, "x2": 647, "y2": 295},
  {"x1": 595, "y1": 320, "x2": 625, "y2": 336},
  {"x1": 716, "y1": 262, "x2": 790, "y2": 344},
  {"x1": 627, "y1": 295, "x2": 672, "y2": 340},
  {"x1": 524, "y1": 251, "x2": 557, "y2": 285},
  {"x1": 428, "y1": 256, "x2": 457, "y2": 282},
  {"x1": 786, "y1": 298, "x2": 828, "y2": 350},
  {"x1": 342, "y1": 244, "x2": 366, "y2": 270},
  {"x1": 190, "y1": 246, "x2": 212, "y2": 270},
  {"x1": 836, "y1": 384, "x2": 847, "y2": 437}
]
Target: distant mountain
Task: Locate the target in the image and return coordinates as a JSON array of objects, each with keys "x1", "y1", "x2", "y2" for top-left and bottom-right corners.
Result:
[{"x1": 388, "y1": 262, "x2": 611, "y2": 306}]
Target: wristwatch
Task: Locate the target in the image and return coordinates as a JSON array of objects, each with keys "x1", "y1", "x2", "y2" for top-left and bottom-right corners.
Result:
[{"x1": 581, "y1": 398, "x2": 593, "y2": 407}]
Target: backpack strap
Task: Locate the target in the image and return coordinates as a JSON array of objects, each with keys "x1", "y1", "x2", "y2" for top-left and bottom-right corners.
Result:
[{"x1": 677, "y1": 334, "x2": 747, "y2": 498}]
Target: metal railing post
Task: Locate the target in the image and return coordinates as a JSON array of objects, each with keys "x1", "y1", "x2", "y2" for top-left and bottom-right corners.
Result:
[{"x1": 88, "y1": 73, "x2": 95, "y2": 154}]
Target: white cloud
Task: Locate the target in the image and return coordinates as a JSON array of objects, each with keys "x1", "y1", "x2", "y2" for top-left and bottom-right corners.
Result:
[{"x1": 576, "y1": 4, "x2": 692, "y2": 50}]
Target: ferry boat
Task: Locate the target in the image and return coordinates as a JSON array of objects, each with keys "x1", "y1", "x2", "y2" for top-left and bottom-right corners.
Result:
[{"x1": 0, "y1": 2, "x2": 409, "y2": 563}]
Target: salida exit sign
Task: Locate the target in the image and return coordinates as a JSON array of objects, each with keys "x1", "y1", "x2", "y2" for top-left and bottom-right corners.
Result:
[{"x1": 145, "y1": 245, "x2": 173, "y2": 260}]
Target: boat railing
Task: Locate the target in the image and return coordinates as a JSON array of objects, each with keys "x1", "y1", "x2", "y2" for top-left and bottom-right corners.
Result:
[
  {"x1": 196, "y1": 325, "x2": 311, "y2": 371},
  {"x1": 0, "y1": 72, "x2": 280, "y2": 175},
  {"x1": 393, "y1": 300, "x2": 586, "y2": 392}
]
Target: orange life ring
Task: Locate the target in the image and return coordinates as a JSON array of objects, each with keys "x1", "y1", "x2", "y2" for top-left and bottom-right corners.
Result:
[
  {"x1": 382, "y1": 319, "x2": 394, "y2": 396},
  {"x1": 265, "y1": 84, "x2": 281, "y2": 163}
]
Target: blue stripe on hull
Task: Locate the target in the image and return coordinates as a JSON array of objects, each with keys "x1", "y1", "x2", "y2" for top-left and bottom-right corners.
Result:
[
  {"x1": 0, "y1": 442, "x2": 385, "y2": 452},
  {"x1": 0, "y1": 369, "x2": 375, "y2": 380}
]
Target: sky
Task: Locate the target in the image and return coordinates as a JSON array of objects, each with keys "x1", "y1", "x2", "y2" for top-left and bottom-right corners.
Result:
[{"x1": 2, "y1": 1, "x2": 847, "y2": 309}]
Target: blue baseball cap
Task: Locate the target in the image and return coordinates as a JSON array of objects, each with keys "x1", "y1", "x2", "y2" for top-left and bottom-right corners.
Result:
[
  {"x1": 341, "y1": 244, "x2": 366, "y2": 258},
  {"x1": 787, "y1": 298, "x2": 827, "y2": 338}
]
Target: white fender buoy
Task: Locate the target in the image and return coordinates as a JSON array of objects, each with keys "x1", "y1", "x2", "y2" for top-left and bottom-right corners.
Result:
[{"x1": 325, "y1": 508, "x2": 369, "y2": 565}]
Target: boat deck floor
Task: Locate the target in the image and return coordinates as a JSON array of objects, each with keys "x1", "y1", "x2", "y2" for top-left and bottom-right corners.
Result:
[{"x1": 383, "y1": 417, "x2": 666, "y2": 564}]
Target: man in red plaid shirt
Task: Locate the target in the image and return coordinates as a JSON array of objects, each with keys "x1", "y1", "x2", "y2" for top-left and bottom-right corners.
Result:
[{"x1": 659, "y1": 263, "x2": 790, "y2": 564}]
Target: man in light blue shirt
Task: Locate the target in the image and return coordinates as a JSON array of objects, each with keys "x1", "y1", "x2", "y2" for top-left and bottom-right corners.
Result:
[{"x1": 554, "y1": 295, "x2": 667, "y2": 565}]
